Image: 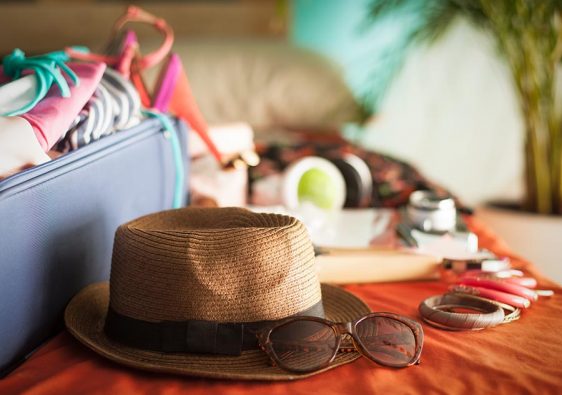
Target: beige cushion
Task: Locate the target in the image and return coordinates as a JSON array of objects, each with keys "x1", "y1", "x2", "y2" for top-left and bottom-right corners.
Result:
[{"x1": 142, "y1": 38, "x2": 361, "y2": 135}]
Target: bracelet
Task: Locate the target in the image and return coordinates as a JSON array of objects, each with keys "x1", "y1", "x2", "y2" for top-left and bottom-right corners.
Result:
[
  {"x1": 419, "y1": 293, "x2": 505, "y2": 331},
  {"x1": 449, "y1": 293, "x2": 521, "y2": 324},
  {"x1": 449, "y1": 284, "x2": 530, "y2": 309}
]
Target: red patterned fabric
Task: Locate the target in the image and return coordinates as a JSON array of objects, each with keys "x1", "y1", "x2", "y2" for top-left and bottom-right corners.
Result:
[{"x1": 250, "y1": 138, "x2": 452, "y2": 208}]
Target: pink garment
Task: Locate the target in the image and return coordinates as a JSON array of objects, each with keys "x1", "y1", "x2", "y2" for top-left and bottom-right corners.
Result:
[{"x1": 16, "y1": 62, "x2": 106, "y2": 151}]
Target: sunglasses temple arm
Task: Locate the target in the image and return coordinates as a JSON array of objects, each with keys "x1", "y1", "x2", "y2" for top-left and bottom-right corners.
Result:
[{"x1": 265, "y1": 341, "x2": 337, "y2": 353}]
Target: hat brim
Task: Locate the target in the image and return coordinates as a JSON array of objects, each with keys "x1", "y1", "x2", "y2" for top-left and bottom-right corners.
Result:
[{"x1": 65, "y1": 282, "x2": 371, "y2": 381}]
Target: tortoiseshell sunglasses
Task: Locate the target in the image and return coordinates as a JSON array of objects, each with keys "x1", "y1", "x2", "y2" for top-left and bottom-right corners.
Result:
[{"x1": 256, "y1": 312, "x2": 424, "y2": 373}]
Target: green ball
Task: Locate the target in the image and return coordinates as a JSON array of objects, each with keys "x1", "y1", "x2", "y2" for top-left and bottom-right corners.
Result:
[{"x1": 297, "y1": 167, "x2": 339, "y2": 209}]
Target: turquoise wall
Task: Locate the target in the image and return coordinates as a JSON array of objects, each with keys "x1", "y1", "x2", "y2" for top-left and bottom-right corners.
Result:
[{"x1": 291, "y1": 0, "x2": 425, "y2": 112}]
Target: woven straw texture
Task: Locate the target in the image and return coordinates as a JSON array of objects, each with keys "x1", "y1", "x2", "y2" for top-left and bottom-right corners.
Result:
[
  {"x1": 65, "y1": 207, "x2": 371, "y2": 380},
  {"x1": 109, "y1": 207, "x2": 321, "y2": 322},
  {"x1": 65, "y1": 282, "x2": 371, "y2": 380}
]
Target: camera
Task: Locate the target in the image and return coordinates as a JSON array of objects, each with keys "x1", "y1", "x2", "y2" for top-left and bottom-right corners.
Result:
[{"x1": 398, "y1": 190, "x2": 478, "y2": 254}]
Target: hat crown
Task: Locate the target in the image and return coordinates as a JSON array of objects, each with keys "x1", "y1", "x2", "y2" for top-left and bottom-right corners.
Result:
[{"x1": 109, "y1": 207, "x2": 321, "y2": 323}]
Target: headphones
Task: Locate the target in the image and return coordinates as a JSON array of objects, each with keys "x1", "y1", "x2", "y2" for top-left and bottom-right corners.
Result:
[{"x1": 282, "y1": 154, "x2": 373, "y2": 210}]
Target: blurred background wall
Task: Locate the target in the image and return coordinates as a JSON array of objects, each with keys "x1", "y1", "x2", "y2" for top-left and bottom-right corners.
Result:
[
  {"x1": 0, "y1": 0, "x2": 548, "y2": 206},
  {"x1": 0, "y1": 0, "x2": 527, "y2": 208},
  {"x1": 291, "y1": 0, "x2": 525, "y2": 206},
  {"x1": 0, "y1": 0, "x2": 287, "y2": 55},
  {"x1": 1, "y1": 0, "x2": 560, "y2": 280}
]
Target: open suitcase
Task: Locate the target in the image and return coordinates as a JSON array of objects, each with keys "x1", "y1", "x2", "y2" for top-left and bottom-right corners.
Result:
[{"x1": 0, "y1": 117, "x2": 189, "y2": 376}]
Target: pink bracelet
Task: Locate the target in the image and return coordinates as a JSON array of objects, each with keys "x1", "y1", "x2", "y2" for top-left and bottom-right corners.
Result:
[
  {"x1": 502, "y1": 277, "x2": 538, "y2": 289},
  {"x1": 458, "y1": 278, "x2": 538, "y2": 301},
  {"x1": 459, "y1": 271, "x2": 537, "y2": 288},
  {"x1": 449, "y1": 285, "x2": 531, "y2": 309}
]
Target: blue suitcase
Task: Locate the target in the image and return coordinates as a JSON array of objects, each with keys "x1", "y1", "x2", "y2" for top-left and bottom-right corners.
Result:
[{"x1": 0, "y1": 117, "x2": 189, "y2": 375}]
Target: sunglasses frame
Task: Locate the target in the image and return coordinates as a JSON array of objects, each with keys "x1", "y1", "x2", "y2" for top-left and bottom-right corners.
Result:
[{"x1": 256, "y1": 312, "x2": 424, "y2": 373}]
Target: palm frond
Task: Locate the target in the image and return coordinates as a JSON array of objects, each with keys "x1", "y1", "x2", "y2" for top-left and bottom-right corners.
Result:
[
  {"x1": 367, "y1": 0, "x2": 410, "y2": 19},
  {"x1": 367, "y1": 0, "x2": 489, "y2": 45},
  {"x1": 364, "y1": 0, "x2": 562, "y2": 213}
]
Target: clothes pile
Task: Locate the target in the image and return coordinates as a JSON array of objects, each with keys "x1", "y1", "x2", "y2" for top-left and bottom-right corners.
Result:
[{"x1": 0, "y1": 49, "x2": 141, "y2": 179}]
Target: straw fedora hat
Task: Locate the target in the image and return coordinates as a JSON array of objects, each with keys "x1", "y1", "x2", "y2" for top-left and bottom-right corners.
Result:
[{"x1": 65, "y1": 207, "x2": 371, "y2": 380}]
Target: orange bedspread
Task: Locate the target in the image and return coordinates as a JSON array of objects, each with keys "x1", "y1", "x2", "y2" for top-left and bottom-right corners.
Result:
[{"x1": 2, "y1": 217, "x2": 562, "y2": 395}]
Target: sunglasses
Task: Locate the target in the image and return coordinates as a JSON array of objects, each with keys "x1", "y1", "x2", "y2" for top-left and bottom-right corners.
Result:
[{"x1": 256, "y1": 312, "x2": 424, "y2": 373}]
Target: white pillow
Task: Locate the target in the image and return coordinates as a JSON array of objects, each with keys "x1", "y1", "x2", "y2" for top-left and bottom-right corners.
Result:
[{"x1": 142, "y1": 38, "x2": 362, "y2": 135}]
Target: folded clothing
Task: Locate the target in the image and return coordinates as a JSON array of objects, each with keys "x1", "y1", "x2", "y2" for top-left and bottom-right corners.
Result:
[
  {"x1": 0, "y1": 117, "x2": 50, "y2": 179},
  {"x1": 0, "y1": 74, "x2": 39, "y2": 116},
  {"x1": 0, "y1": 61, "x2": 105, "y2": 179},
  {"x1": 19, "y1": 62, "x2": 106, "y2": 152},
  {"x1": 56, "y1": 68, "x2": 141, "y2": 152},
  {"x1": 0, "y1": 61, "x2": 143, "y2": 179},
  {"x1": 0, "y1": 49, "x2": 79, "y2": 117}
]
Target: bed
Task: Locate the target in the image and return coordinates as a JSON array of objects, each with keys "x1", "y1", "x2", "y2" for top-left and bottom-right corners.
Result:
[{"x1": 1, "y1": 217, "x2": 561, "y2": 394}]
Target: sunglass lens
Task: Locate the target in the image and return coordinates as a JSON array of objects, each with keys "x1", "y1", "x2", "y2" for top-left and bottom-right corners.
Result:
[
  {"x1": 355, "y1": 316, "x2": 416, "y2": 366},
  {"x1": 269, "y1": 319, "x2": 338, "y2": 372}
]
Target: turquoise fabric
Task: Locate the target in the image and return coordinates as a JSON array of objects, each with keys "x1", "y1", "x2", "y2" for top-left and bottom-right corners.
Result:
[
  {"x1": 1, "y1": 49, "x2": 79, "y2": 117},
  {"x1": 142, "y1": 110, "x2": 185, "y2": 209}
]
